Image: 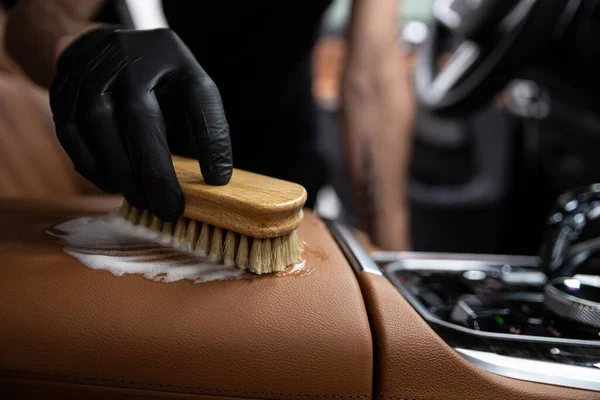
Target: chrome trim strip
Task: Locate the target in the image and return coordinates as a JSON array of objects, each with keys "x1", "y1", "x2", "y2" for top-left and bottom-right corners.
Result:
[
  {"x1": 372, "y1": 250, "x2": 541, "y2": 266},
  {"x1": 498, "y1": 0, "x2": 537, "y2": 33},
  {"x1": 386, "y1": 259, "x2": 500, "y2": 272},
  {"x1": 324, "y1": 220, "x2": 382, "y2": 276},
  {"x1": 553, "y1": 0, "x2": 581, "y2": 38},
  {"x1": 432, "y1": 0, "x2": 462, "y2": 30},
  {"x1": 455, "y1": 348, "x2": 600, "y2": 392},
  {"x1": 424, "y1": 40, "x2": 481, "y2": 103}
]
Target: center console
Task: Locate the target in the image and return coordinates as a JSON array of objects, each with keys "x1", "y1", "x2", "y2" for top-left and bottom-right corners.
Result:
[
  {"x1": 375, "y1": 252, "x2": 600, "y2": 390},
  {"x1": 329, "y1": 184, "x2": 600, "y2": 394}
]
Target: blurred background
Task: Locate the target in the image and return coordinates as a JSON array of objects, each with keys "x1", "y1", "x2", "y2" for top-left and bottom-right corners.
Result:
[
  {"x1": 2, "y1": 0, "x2": 600, "y2": 260},
  {"x1": 0, "y1": 0, "x2": 431, "y2": 232}
]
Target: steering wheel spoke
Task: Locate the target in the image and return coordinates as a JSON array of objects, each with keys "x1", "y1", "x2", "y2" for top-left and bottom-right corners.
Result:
[
  {"x1": 423, "y1": 40, "x2": 481, "y2": 104},
  {"x1": 415, "y1": 0, "x2": 567, "y2": 116},
  {"x1": 433, "y1": 0, "x2": 464, "y2": 30}
]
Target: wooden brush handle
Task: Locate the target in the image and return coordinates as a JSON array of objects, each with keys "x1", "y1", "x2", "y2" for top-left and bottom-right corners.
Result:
[{"x1": 172, "y1": 155, "x2": 307, "y2": 238}]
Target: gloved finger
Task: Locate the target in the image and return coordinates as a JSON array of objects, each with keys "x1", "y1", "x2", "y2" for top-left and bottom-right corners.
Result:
[
  {"x1": 54, "y1": 122, "x2": 118, "y2": 194},
  {"x1": 114, "y1": 79, "x2": 183, "y2": 222},
  {"x1": 49, "y1": 47, "x2": 117, "y2": 195},
  {"x1": 175, "y1": 65, "x2": 232, "y2": 186},
  {"x1": 76, "y1": 87, "x2": 147, "y2": 209}
]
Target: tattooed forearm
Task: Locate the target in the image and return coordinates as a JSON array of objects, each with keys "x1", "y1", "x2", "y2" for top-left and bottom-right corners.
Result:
[{"x1": 358, "y1": 139, "x2": 377, "y2": 235}]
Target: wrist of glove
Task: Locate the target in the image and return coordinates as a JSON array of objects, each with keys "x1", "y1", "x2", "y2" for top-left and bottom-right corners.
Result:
[{"x1": 50, "y1": 26, "x2": 232, "y2": 222}]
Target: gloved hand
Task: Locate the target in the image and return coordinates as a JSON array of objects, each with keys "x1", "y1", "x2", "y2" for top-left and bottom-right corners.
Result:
[{"x1": 50, "y1": 27, "x2": 232, "y2": 222}]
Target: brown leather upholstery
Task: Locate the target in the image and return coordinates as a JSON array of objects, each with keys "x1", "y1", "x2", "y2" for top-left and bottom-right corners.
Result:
[
  {"x1": 357, "y1": 272, "x2": 598, "y2": 400},
  {"x1": 0, "y1": 72, "x2": 103, "y2": 198},
  {"x1": 0, "y1": 197, "x2": 373, "y2": 399},
  {"x1": 0, "y1": 6, "x2": 100, "y2": 198}
]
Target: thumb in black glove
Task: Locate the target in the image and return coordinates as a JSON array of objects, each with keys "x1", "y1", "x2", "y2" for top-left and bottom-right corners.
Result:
[{"x1": 50, "y1": 27, "x2": 232, "y2": 222}]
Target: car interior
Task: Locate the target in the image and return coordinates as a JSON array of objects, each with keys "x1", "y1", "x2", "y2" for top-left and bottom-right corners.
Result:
[{"x1": 2, "y1": 0, "x2": 600, "y2": 399}]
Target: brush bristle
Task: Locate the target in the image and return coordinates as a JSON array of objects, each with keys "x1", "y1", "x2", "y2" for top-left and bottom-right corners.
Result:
[
  {"x1": 173, "y1": 217, "x2": 187, "y2": 240},
  {"x1": 183, "y1": 220, "x2": 198, "y2": 252},
  {"x1": 120, "y1": 202, "x2": 131, "y2": 218},
  {"x1": 139, "y1": 209, "x2": 152, "y2": 227},
  {"x1": 118, "y1": 200, "x2": 302, "y2": 274},
  {"x1": 223, "y1": 230, "x2": 237, "y2": 266},
  {"x1": 249, "y1": 238, "x2": 263, "y2": 274},
  {"x1": 149, "y1": 215, "x2": 163, "y2": 232},
  {"x1": 197, "y1": 222, "x2": 210, "y2": 257},
  {"x1": 128, "y1": 207, "x2": 140, "y2": 225},
  {"x1": 161, "y1": 221, "x2": 173, "y2": 243},
  {"x1": 209, "y1": 227, "x2": 224, "y2": 262},
  {"x1": 236, "y1": 235, "x2": 249, "y2": 270}
]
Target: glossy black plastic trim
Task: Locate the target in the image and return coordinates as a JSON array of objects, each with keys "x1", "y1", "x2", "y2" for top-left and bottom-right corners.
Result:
[{"x1": 383, "y1": 256, "x2": 600, "y2": 348}]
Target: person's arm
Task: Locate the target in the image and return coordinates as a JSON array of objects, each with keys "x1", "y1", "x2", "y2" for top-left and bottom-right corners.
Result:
[
  {"x1": 340, "y1": 0, "x2": 415, "y2": 250},
  {"x1": 5, "y1": 0, "x2": 105, "y2": 88}
]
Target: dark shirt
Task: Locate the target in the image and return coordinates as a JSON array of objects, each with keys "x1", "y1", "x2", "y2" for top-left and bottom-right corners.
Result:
[{"x1": 161, "y1": 1, "x2": 333, "y2": 207}]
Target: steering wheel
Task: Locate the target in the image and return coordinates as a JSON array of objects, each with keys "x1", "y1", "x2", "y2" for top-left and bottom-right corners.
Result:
[{"x1": 415, "y1": 0, "x2": 578, "y2": 116}]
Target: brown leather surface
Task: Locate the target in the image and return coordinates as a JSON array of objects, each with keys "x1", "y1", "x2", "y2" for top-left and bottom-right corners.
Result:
[
  {"x1": 0, "y1": 196, "x2": 122, "y2": 214},
  {"x1": 0, "y1": 72, "x2": 102, "y2": 198},
  {"x1": 0, "y1": 5, "x2": 100, "y2": 198},
  {"x1": 0, "y1": 377, "x2": 254, "y2": 400},
  {"x1": 358, "y1": 272, "x2": 599, "y2": 400},
  {"x1": 0, "y1": 197, "x2": 373, "y2": 399}
]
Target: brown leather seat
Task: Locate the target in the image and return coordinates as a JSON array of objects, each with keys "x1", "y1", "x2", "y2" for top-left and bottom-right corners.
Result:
[
  {"x1": 2, "y1": 198, "x2": 599, "y2": 400},
  {"x1": 0, "y1": 198, "x2": 373, "y2": 399},
  {"x1": 0, "y1": 71, "x2": 104, "y2": 198},
  {"x1": 0, "y1": 12, "x2": 594, "y2": 397},
  {"x1": 0, "y1": 6, "x2": 100, "y2": 199}
]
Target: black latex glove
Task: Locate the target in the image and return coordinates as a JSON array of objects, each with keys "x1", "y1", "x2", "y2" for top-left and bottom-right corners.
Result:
[{"x1": 50, "y1": 27, "x2": 232, "y2": 222}]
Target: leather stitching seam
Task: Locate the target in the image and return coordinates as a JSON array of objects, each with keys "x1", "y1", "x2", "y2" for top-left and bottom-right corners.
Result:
[
  {"x1": 0, "y1": 381, "x2": 180, "y2": 400},
  {"x1": 1, "y1": 370, "x2": 372, "y2": 399}
]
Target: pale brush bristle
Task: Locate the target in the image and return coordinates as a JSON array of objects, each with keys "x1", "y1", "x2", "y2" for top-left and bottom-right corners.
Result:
[
  {"x1": 223, "y1": 231, "x2": 237, "y2": 266},
  {"x1": 149, "y1": 215, "x2": 163, "y2": 232},
  {"x1": 120, "y1": 201, "x2": 130, "y2": 218},
  {"x1": 209, "y1": 227, "x2": 224, "y2": 262},
  {"x1": 280, "y1": 234, "x2": 290, "y2": 263},
  {"x1": 173, "y1": 217, "x2": 187, "y2": 241},
  {"x1": 236, "y1": 235, "x2": 249, "y2": 269},
  {"x1": 288, "y1": 231, "x2": 302, "y2": 264},
  {"x1": 196, "y1": 223, "x2": 211, "y2": 256},
  {"x1": 162, "y1": 221, "x2": 173, "y2": 234},
  {"x1": 128, "y1": 207, "x2": 140, "y2": 224},
  {"x1": 272, "y1": 236, "x2": 283, "y2": 270},
  {"x1": 118, "y1": 201, "x2": 302, "y2": 275},
  {"x1": 160, "y1": 222, "x2": 173, "y2": 245},
  {"x1": 249, "y1": 239, "x2": 263, "y2": 274},
  {"x1": 262, "y1": 239, "x2": 272, "y2": 272},
  {"x1": 139, "y1": 209, "x2": 152, "y2": 226},
  {"x1": 183, "y1": 220, "x2": 199, "y2": 252}
]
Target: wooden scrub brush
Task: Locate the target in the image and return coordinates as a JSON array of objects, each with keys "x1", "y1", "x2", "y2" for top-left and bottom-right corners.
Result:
[{"x1": 118, "y1": 155, "x2": 307, "y2": 274}]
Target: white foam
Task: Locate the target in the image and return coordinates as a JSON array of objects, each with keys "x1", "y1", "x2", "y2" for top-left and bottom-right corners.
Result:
[{"x1": 46, "y1": 215, "x2": 305, "y2": 284}]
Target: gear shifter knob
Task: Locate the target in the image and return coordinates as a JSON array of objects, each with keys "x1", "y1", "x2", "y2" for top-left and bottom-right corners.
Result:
[{"x1": 540, "y1": 184, "x2": 600, "y2": 278}]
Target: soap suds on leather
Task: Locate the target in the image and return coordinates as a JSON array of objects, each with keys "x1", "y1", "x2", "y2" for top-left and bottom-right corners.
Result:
[{"x1": 46, "y1": 215, "x2": 306, "y2": 283}]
